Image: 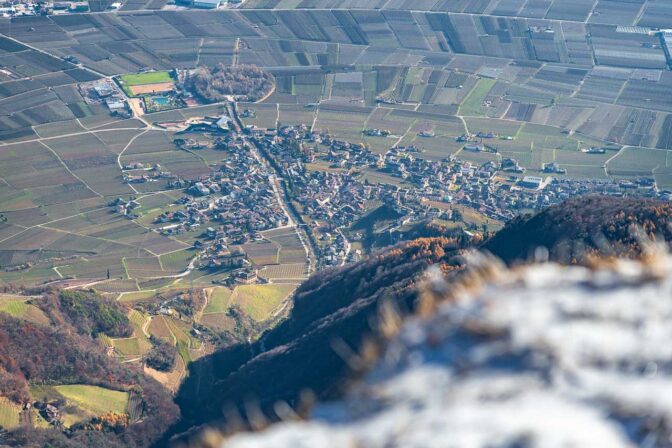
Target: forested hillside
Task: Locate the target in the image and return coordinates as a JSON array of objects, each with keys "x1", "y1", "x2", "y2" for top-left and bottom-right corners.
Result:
[
  {"x1": 167, "y1": 237, "x2": 471, "y2": 443},
  {"x1": 483, "y1": 196, "x2": 672, "y2": 263},
  {"x1": 0, "y1": 290, "x2": 178, "y2": 448}
]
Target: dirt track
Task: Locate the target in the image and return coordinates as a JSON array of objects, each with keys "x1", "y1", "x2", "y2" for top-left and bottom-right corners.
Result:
[{"x1": 129, "y1": 82, "x2": 175, "y2": 95}]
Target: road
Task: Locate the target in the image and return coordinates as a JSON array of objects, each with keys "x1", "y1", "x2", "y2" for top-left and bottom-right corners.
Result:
[
  {"x1": 245, "y1": 135, "x2": 318, "y2": 274},
  {"x1": 227, "y1": 102, "x2": 318, "y2": 273},
  {"x1": 336, "y1": 227, "x2": 351, "y2": 266}
]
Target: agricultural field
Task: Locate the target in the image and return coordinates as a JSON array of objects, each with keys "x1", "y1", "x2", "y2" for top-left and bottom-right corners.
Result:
[
  {"x1": 146, "y1": 313, "x2": 202, "y2": 366},
  {"x1": 55, "y1": 385, "x2": 129, "y2": 416},
  {"x1": 458, "y1": 79, "x2": 497, "y2": 117},
  {"x1": 204, "y1": 287, "x2": 232, "y2": 314},
  {"x1": 0, "y1": 4, "x2": 671, "y2": 290},
  {"x1": 105, "y1": 309, "x2": 152, "y2": 360},
  {"x1": 199, "y1": 287, "x2": 235, "y2": 333},
  {"x1": 230, "y1": 283, "x2": 298, "y2": 322},
  {"x1": 0, "y1": 122, "x2": 206, "y2": 289},
  {"x1": 195, "y1": 282, "x2": 298, "y2": 329},
  {"x1": 118, "y1": 290, "x2": 157, "y2": 303},
  {"x1": 0, "y1": 397, "x2": 20, "y2": 430},
  {"x1": 238, "y1": 103, "x2": 279, "y2": 129},
  {"x1": 241, "y1": 242, "x2": 279, "y2": 266},
  {"x1": 29, "y1": 384, "x2": 129, "y2": 428},
  {"x1": 262, "y1": 228, "x2": 307, "y2": 264},
  {"x1": 258, "y1": 263, "x2": 307, "y2": 280},
  {"x1": 0, "y1": 297, "x2": 50, "y2": 326},
  {"x1": 143, "y1": 355, "x2": 186, "y2": 394},
  {"x1": 117, "y1": 71, "x2": 175, "y2": 97}
]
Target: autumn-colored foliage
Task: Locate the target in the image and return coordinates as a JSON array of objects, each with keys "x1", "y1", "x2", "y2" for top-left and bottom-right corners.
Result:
[
  {"x1": 0, "y1": 312, "x2": 178, "y2": 447},
  {"x1": 170, "y1": 237, "x2": 470, "y2": 441},
  {"x1": 483, "y1": 196, "x2": 672, "y2": 264},
  {"x1": 76, "y1": 412, "x2": 130, "y2": 433},
  {"x1": 186, "y1": 64, "x2": 274, "y2": 102}
]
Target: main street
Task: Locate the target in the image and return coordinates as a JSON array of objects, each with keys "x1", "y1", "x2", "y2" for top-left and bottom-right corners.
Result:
[{"x1": 228, "y1": 103, "x2": 319, "y2": 274}]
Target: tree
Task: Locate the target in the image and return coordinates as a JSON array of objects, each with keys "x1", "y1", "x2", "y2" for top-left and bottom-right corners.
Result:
[
  {"x1": 40, "y1": 290, "x2": 132, "y2": 338},
  {"x1": 185, "y1": 64, "x2": 274, "y2": 103},
  {"x1": 145, "y1": 336, "x2": 177, "y2": 372}
]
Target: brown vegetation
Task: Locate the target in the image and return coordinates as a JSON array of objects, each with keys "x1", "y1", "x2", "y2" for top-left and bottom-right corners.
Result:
[
  {"x1": 145, "y1": 335, "x2": 177, "y2": 372},
  {"x1": 165, "y1": 197, "x2": 672, "y2": 443},
  {"x1": 185, "y1": 64, "x2": 274, "y2": 103},
  {"x1": 167, "y1": 237, "x2": 471, "y2": 443},
  {"x1": 0, "y1": 289, "x2": 178, "y2": 447},
  {"x1": 483, "y1": 196, "x2": 672, "y2": 264}
]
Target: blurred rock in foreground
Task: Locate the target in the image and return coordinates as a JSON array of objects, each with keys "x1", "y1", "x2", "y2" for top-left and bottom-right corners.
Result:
[{"x1": 222, "y1": 251, "x2": 672, "y2": 448}]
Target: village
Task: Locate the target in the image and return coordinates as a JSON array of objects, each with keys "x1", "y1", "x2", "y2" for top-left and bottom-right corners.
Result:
[
  {"x1": 112, "y1": 131, "x2": 297, "y2": 286},
  {"x1": 107, "y1": 102, "x2": 667, "y2": 286},
  {"x1": 67, "y1": 69, "x2": 671, "y2": 271},
  {"x1": 0, "y1": 0, "x2": 247, "y2": 16},
  {"x1": 252, "y1": 121, "x2": 664, "y2": 259}
]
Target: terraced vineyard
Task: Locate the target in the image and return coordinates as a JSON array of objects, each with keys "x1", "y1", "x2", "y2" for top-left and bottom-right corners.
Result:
[{"x1": 1, "y1": 2, "x2": 671, "y2": 291}]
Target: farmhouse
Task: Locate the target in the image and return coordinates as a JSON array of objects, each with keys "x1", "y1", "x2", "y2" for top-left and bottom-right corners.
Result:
[{"x1": 236, "y1": 270, "x2": 258, "y2": 284}]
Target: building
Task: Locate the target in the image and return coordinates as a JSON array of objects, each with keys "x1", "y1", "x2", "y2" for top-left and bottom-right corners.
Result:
[
  {"x1": 105, "y1": 99, "x2": 126, "y2": 112},
  {"x1": 93, "y1": 82, "x2": 115, "y2": 98},
  {"x1": 543, "y1": 162, "x2": 566, "y2": 174},
  {"x1": 236, "y1": 270, "x2": 258, "y2": 284},
  {"x1": 518, "y1": 176, "x2": 544, "y2": 190},
  {"x1": 662, "y1": 30, "x2": 672, "y2": 68},
  {"x1": 193, "y1": 0, "x2": 221, "y2": 8}
]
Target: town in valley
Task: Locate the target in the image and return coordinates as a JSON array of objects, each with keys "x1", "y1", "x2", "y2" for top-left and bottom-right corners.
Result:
[{"x1": 1, "y1": 0, "x2": 672, "y2": 438}]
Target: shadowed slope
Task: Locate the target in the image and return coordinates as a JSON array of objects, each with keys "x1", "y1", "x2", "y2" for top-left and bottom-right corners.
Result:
[{"x1": 167, "y1": 238, "x2": 468, "y2": 443}]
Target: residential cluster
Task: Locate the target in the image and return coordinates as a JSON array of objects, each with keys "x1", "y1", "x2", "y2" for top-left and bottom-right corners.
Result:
[
  {"x1": 114, "y1": 108, "x2": 666, "y2": 276},
  {"x1": 166, "y1": 138, "x2": 286, "y2": 238},
  {"x1": 121, "y1": 163, "x2": 177, "y2": 184},
  {"x1": 113, "y1": 134, "x2": 288, "y2": 282},
  {"x1": 252, "y1": 122, "x2": 666, "y2": 243},
  {"x1": 0, "y1": 0, "x2": 93, "y2": 16}
]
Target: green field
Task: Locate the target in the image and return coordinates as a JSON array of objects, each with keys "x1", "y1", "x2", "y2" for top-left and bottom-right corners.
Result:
[
  {"x1": 129, "y1": 309, "x2": 149, "y2": 332},
  {"x1": 113, "y1": 337, "x2": 142, "y2": 356},
  {"x1": 118, "y1": 290, "x2": 157, "y2": 303},
  {"x1": 232, "y1": 284, "x2": 297, "y2": 322},
  {"x1": 458, "y1": 78, "x2": 496, "y2": 116},
  {"x1": 0, "y1": 299, "x2": 50, "y2": 325},
  {"x1": 199, "y1": 287, "x2": 236, "y2": 333},
  {"x1": 204, "y1": 287, "x2": 232, "y2": 314},
  {"x1": 0, "y1": 397, "x2": 20, "y2": 430},
  {"x1": 110, "y1": 309, "x2": 152, "y2": 358},
  {"x1": 119, "y1": 71, "x2": 173, "y2": 86},
  {"x1": 159, "y1": 249, "x2": 194, "y2": 273},
  {"x1": 158, "y1": 316, "x2": 202, "y2": 365},
  {"x1": 29, "y1": 384, "x2": 130, "y2": 427},
  {"x1": 54, "y1": 385, "x2": 129, "y2": 416}
]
